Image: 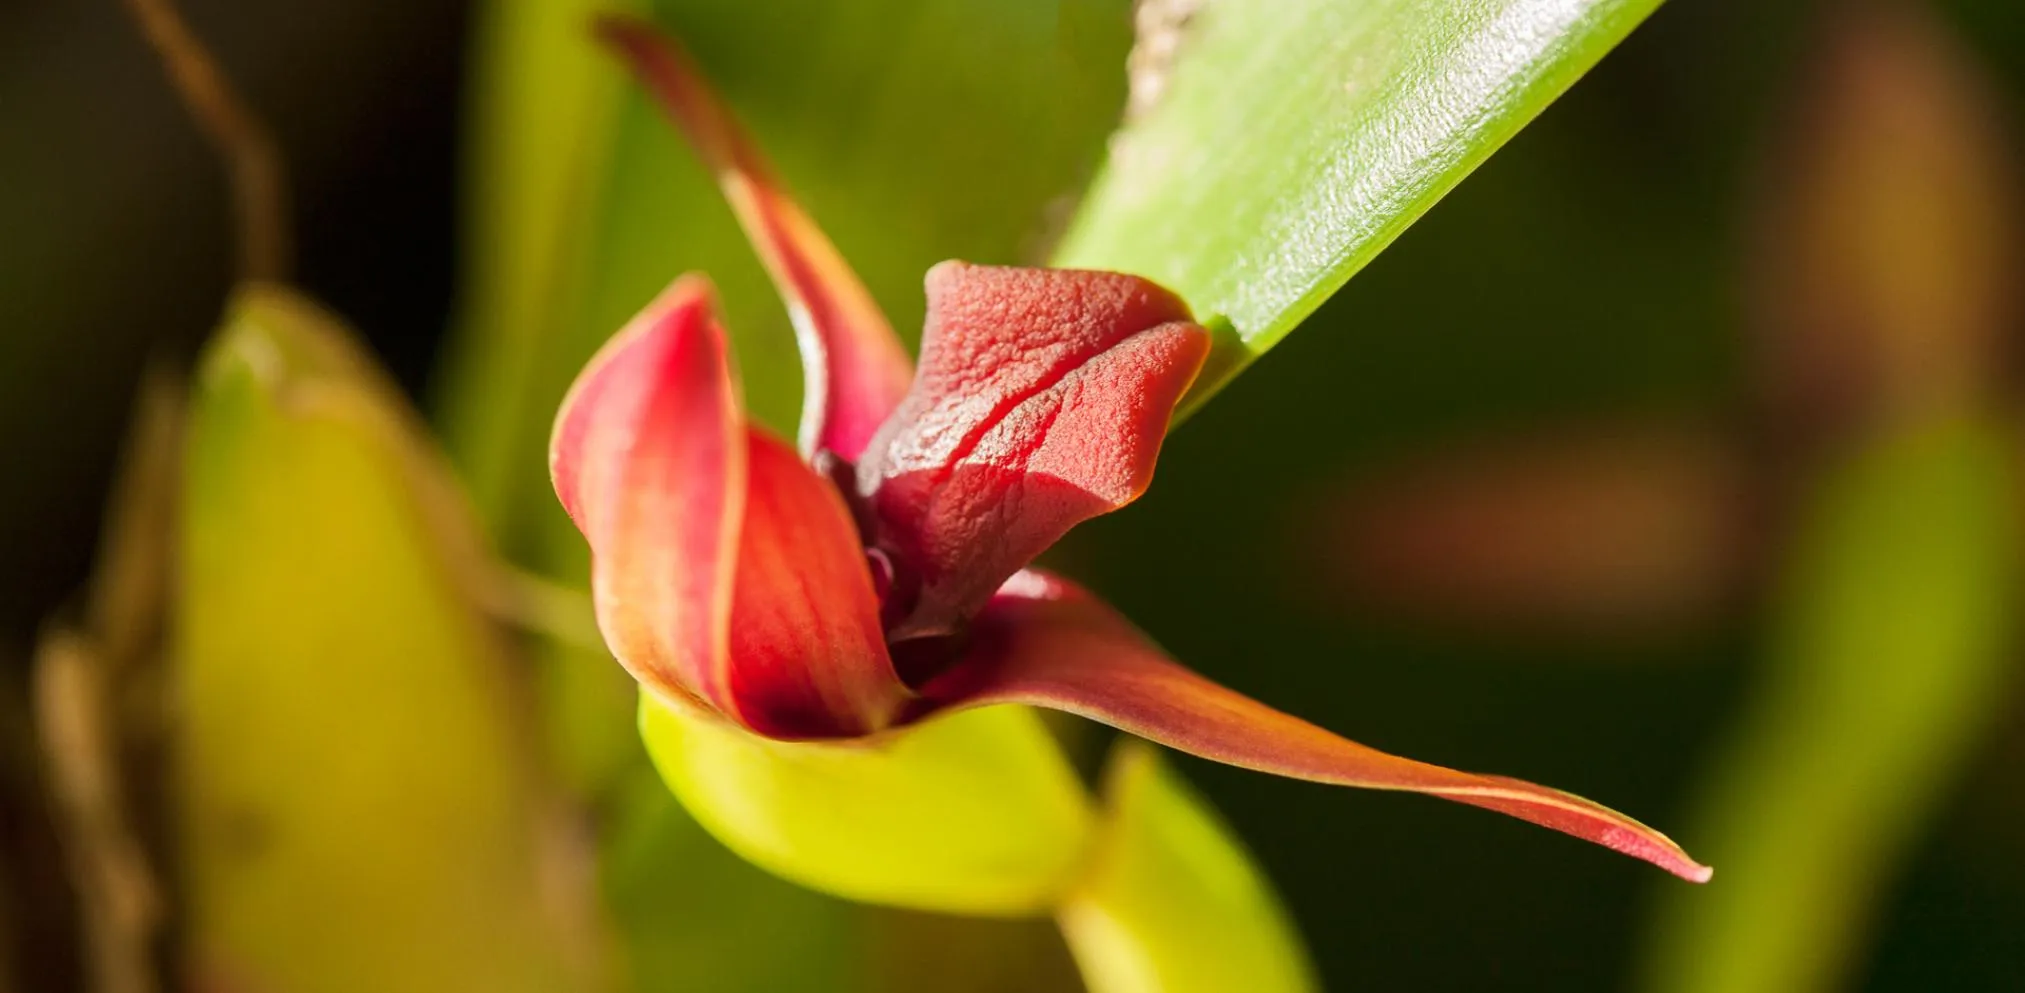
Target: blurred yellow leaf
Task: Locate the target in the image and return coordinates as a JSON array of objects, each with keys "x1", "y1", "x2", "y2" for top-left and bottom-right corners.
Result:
[
  {"x1": 176, "y1": 284, "x2": 577, "y2": 993},
  {"x1": 1639, "y1": 416, "x2": 2019, "y2": 993},
  {"x1": 1059, "y1": 743, "x2": 1316, "y2": 993}
]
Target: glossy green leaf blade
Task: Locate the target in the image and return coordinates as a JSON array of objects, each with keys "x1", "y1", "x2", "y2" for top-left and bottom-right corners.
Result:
[
  {"x1": 1054, "y1": 0, "x2": 1665, "y2": 409},
  {"x1": 1060, "y1": 742, "x2": 1317, "y2": 993},
  {"x1": 178, "y1": 286, "x2": 574, "y2": 993},
  {"x1": 1637, "y1": 417, "x2": 2019, "y2": 993},
  {"x1": 639, "y1": 694, "x2": 1094, "y2": 915}
]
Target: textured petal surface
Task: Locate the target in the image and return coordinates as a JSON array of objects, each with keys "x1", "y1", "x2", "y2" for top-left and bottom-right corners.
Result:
[
  {"x1": 551, "y1": 277, "x2": 744, "y2": 716},
  {"x1": 922, "y1": 571, "x2": 1713, "y2": 882},
  {"x1": 597, "y1": 15, "x2": 912, "y2": 461},
  {"x1": 858, "y1": 263, "x2": 1209, "y2": 640},
  {"x1": 725, "y1": 431, "x2": 909, "y2": 738}
]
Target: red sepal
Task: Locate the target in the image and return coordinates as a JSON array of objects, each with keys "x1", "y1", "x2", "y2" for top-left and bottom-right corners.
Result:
[
  {"x1": 552, "y1": 277, "x2": 907, "y2": 738},
  {"x1": 551, "y1": 277, "x2": 744, "y2": 715},
  {"x1": 920, "y1": 571, "x2": 1714, "y2": 882},
  {"x1": 597, "y1": 15, "x2": 913, "y2": 462}
]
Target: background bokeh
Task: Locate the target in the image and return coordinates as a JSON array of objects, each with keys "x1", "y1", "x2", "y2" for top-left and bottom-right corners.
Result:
[{"x1": 5, "y1": 0, "x2": 2024, "y2": 990}]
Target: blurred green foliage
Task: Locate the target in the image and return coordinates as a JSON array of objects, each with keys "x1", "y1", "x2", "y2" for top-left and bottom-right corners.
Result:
[
  {"x1": 177, "y1": 286, "x2": 575, "y2": 993},
  {"x1": 1060, "y1": 743, "x2": 1317, "y2": 993},
  {"x1": 1640, "y1": 416, "x2": 2018, "y2": 993}
]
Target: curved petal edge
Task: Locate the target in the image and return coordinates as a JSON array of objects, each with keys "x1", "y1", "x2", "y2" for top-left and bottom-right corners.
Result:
[
  {"x1": 859, "y1": 264, "x2": 1210, "y2": 639},
  {"x1": 923, "y1": 570, "x2": 1713, "y2": 883},
  {"x1": 550, "y1": 275, "x2": 745, "y2": 717},
  {"x1": 725, "y1": 430, "x2": 910, "y2": 738},
  {"x1": 596, "y1": 14, "x2": 912, "y2": 462}
]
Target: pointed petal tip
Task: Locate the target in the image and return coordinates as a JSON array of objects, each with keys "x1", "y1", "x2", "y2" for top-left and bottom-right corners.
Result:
[
  {"x1": 549, "y1": 274, "x2": 726, "y2": 524},
  {"x1": 593, "y1": 13, "x2": 910, "y2": 462},
  {"x1": 545, "y1": 273, "x2": 745, "y2": 717},
  {"x1": 1435, "y1": 773, "x2": 1711, "y2": 882},
  {"x1": 930, "y1": 571, "x2": 1715, "y2": 882}
]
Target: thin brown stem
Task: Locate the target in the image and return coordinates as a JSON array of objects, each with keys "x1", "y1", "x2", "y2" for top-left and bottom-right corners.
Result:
[{"x1": 121, "y1": 0, "x2": 291, "y2": 282}]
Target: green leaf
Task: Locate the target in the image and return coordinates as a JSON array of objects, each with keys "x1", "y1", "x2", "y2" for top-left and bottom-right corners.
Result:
[
  {"x1": 177, "y1": 285, "x2": 576, "y2": 993},
  {"x1": 602, "y1": 768, "x2": 864, "y2": 993},
  {"x1": 1053, "y1": 0, "x2": 1666, "y2": 410},
  {"x1": 440, "y1": 0, "x2": 644, "y2": 518},
  {"x1": 639, "y1": 694, "x2": 1093, "y2": 915},
  {"x1": 1059, "y1": 742, "x2": 1316, "y2": 993},
  {"x1": 1637, "y1": 417, "x2": 2019, "y2": 993}
]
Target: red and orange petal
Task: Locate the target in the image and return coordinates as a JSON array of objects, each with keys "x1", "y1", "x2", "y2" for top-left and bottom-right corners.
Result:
[
  {"x1": 597, "y1": 15, "x2": 912, "y2": 462},
  {"x1": 551, "y1": 277, "x2": 745, "y2": 715},
  {"x1": 921, "y1": 571, "x2": 1713, "y2": 882},
  {"x1": 727, "y1": 430, "x2": 911, "y2": 738},
  {"x1": 857, "y1": 263, "x2": 1210, "y2": 640},
  {"x1": 552, "y1": 276, "x2": 907, "y2": 739}
]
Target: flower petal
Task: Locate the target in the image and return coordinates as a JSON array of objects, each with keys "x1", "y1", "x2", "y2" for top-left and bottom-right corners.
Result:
[
  {"x1": 858, "y1": 263, "x2": 1209, "y2": 640},
  {"x1": 596, "y1": 15, "x2": 913, "y2": 462},
  {"x1": 725, "y1": 430, "x2": 910, "y2": 738},
  {"x1": 551, "y1": 276, "x2": 744, "y2": 716},
  {"x1": 921, "y1": 571, "x2": 1713, "y2": 882}
]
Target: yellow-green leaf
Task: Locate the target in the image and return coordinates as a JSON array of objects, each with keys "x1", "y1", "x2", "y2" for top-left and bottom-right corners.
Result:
[
  {"x1": 177, "y1": 284, "x2": 576, "y2": 993},
  {"x1": 639, "y1": 694, "x2": 1093, "y2": 915},
  {"x1": 1637, "y1": 416, "x2": 2019, "y2": 993},
  {"x1": 441, "y1": 0, "x2": 644, "y2": 516},
  {"x1": 1059, "y1": 743, "x2": 1316, "y2": 993}
]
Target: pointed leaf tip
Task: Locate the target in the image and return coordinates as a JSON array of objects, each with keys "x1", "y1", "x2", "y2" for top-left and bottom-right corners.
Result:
[
  {"x1": 1061, "y1": 742, "x2": 1319, "y2": 993},
  {"x1": 927, "y1": 571, "x2": 1712, "y2": 883},
  {"x1": 594, "y1": 14, "x2": 912, "y2": 461},
  {"x1": 857, "y1": 264, "x2": 1210, "y2": 640}
]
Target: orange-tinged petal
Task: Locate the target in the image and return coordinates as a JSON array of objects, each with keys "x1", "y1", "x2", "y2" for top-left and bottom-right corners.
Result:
[
  {"x1": 725, "y1": 431, "x2": 911, "y2": 738},
  {"x1": 922, "y1": 571, "x2": 1713, "y2": 883},
  {"x1": 596, "y1": 15, "x2": 912, "y2": 462},
  {"x1": 551, "y1": 276, "x2": 743, "y2": 715},
  {"x1": 858, "y1": 263, "x2": 1209, "y2": 640}
]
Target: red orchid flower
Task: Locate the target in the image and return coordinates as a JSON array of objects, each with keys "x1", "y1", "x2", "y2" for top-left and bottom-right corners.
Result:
[{"x1": 555, "y1": 17, "x2": 1712, "y2": 883}]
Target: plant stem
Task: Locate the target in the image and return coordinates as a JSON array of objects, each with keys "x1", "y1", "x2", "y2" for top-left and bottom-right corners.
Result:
[{"x1": 121, "y1": 0, "x2": 291, "y2": 283}]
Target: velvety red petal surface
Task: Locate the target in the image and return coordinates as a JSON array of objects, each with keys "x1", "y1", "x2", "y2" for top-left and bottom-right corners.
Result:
[
  {"x1": 922, "y1": 571, "x2": 1713, "y2": 882},
  {"x1": 597, "y1": 15, "x2": 912, "y2": 462},
  {"x1": 551, "y1": 277, "x2": 745, "y2": 716},
  {"x1": 725, "y1": 431, "x2": 911, "y2": 738},
  {"x1": 857, "y1": 263, "x2": 1209, "y2": 640}
]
